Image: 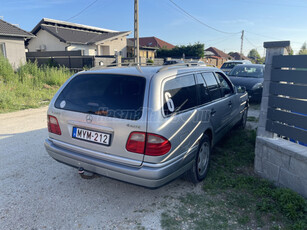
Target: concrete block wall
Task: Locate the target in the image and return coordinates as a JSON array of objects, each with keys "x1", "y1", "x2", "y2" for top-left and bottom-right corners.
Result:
[{"x1": 255, "y1": 137, "x2": 307, "y2": 198}]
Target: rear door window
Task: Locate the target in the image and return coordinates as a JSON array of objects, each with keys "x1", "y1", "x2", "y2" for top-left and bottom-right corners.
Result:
[
  {"x1": 202, "y1": 72, "x2": 222, "y2": 101},
  {"x1": 196, "y1": 73, "x2": 210, "y2": 105},
  {"x1": 163, "y1": 74, "x2": 197, "y2": 116},
  {"x1": 54, "y1": 74, "x2": 146, "y2": 120}
]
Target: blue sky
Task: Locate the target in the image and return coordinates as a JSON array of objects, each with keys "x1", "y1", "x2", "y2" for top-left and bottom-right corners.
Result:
[{"x1": 1, "y1": 0, "x2": 307, "y2": 56}]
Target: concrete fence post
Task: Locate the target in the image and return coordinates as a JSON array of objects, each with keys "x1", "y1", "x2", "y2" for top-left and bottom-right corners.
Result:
[
  {"x1": 254, "y1": 41, "x2": 307, "y2": 198},
  {"x1": 257, "y1": 41, "x2": 290, "y2": 138}
]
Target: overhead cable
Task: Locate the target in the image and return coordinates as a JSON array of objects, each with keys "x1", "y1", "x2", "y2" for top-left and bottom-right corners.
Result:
[{"x1": 168, "y1": 0, "x2": 241, "y2": 35}]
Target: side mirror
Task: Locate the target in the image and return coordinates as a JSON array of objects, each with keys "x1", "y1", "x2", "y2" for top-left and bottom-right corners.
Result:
[{"x1": 236, "y1": 86, "x2": 246, "y2": 93}]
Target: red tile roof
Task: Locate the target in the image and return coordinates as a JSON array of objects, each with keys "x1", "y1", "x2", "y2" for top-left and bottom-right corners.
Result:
[
  {"x1": 205, "y1": 47, "x2": 232, "y2": 59},
  {"x1": 229, "y1": 52, "x2": 249, "y2": 60},
  {"x1": 129, "y1": 37, "x2": 175, "y2": 49}
]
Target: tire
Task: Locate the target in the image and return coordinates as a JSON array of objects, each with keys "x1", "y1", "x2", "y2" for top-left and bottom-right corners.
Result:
[
  {"x1": 185, "y1": 134, "x2": 211, "y2": 184},
  {"x1": 237, "y1": 107, "x2": 248, "y2": 129}
]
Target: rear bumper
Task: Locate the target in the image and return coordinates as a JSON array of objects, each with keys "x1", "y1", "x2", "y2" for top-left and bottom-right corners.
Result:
[{"x1": 44, "y1": 138, "x2": 196, "y2": 188}]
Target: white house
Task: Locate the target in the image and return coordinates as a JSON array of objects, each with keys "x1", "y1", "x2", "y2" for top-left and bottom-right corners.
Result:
[
  {"x1": 0, "y1": 19, "x2": 34, "y2": 69},
  {"x1": 27, "y1": 18, "x2": 131, "y2": 57}
]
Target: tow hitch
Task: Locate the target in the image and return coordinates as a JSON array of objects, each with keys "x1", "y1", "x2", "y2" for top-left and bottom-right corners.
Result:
[{"x1": 78, "y1": 167, "x2": 96, "y2": 179}]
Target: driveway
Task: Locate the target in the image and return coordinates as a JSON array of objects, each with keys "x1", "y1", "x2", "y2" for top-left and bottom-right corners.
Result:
[
  {"x1": 0, "y1": 105, "x2": 260, "y2": 229},
  {"x1": 0, "y1": 107, "x2": 203, "y2": 230}
]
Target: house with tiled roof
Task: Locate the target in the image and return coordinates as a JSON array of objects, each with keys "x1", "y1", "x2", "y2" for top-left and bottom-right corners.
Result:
[
  {"x1": 204, "y1": 47, "x2": 233, "y2": 67},
  {"x1": 229, "y1": 52, "x2": 249, "y2": 61},
  {"x1": 0, "y1": 19, "x2": 34, "y2": 68},
  {"x1": 137, "y1": 37, "x2": 175, "y2": 50},
  {"x1": 127, "y1": 38, "x2": 157, "y2": 60},
  {"x1": 127, "y1": 36, "x2": 175, "y2": 60},
  {"x1": 27, "y1": 18, "x2": 131, "y2": 57}
]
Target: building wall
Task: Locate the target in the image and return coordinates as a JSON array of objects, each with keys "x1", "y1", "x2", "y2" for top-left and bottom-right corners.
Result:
[
  {"x1": 127, "y1": 47, "x2": 155, "y2": 60},
  {"x1": 0, "y1": 36, "x2": 26, "y2": 69},
  {"x1": 27, "y1": 30, "x2": 66, "y2": 52},
  {"x1": 139, "y1": 50, "x2": 155, "y2": 59},
  {"x1": 97, "y1": 36, "x2": 127, "y2": 57},
  {"x1": 66, "y1": 44, "x2": 96, "y2": 56}
]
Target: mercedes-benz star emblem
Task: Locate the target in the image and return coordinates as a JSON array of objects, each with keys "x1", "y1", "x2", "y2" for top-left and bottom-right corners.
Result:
[{"x1": 86, "y1": 115, "x2": 93, "y2": 123}]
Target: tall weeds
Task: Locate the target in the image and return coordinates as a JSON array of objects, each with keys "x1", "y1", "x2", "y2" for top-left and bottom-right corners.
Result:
[{"x1": 0, "y1": 56, "x2": 72, "y2": 113}]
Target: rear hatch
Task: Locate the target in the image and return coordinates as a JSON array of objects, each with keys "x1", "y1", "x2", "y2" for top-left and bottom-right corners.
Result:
[{"x1": 49, "y1": 73, "x2": 148, "y2": 166}]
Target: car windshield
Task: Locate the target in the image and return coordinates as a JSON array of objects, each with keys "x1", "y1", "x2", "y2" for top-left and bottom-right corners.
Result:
[
  {"x1": 221, "y1": 62, "x2": 242, "y2": 69},
  {"x1": 228, "y1": 66, "x2": 264, "y2": 78},
  {"x1": 54, "y1": 74, "x2": 146, "y2": 120}
]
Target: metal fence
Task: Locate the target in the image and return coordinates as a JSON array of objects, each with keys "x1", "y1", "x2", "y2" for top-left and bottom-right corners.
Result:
[
  {"x1": 266, "y1": 55, "x2": 307, "y2": 144},
  {"x1": 26, "y1": 51, "x2": 116, "y2": 71}
]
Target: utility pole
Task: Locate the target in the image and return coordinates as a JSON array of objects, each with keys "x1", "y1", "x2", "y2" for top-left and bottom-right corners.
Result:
[
  {"x1": 134, "y1": 0, "x2": 139, "y2": 64},
  {"x1": 240, "y1": 30, "x2": 244, "y2": 56}
]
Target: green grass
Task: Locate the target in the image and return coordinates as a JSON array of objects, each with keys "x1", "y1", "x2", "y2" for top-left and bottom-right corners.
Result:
[
  {"x1": 161, "y1": 129, "x2": 307, "y2": 230},
  {"x1": 247, "y1": 116, "x2": 259, "y2": 122},
  {"x1": 0, "y1": 56, "x2": 72, "y2": 113}
]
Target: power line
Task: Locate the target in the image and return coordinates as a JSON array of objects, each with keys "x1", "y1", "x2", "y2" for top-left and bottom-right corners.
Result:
[
  {"x1": 168, "y1": 0, "x2": 241, "y2": 35},
  {"x1": 65, "y1": 0, "x2": 100, "y2": 21},
  {"x1": 245, "y1": 36, "x2": 261, "y2": 49},
  {"x1": 206, "y1": 34, "x2": 238, "y2": 47}
]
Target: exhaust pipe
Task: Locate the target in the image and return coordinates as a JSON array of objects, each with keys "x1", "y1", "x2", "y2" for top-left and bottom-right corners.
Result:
[{"x1": 78, "y1": 167, "x2": 96, "y2": 179}]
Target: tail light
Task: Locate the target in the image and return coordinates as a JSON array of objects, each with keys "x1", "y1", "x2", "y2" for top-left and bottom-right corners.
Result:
[
  {"x1": 126, "y1": 132, "x2": 171, "y2": 156},
  {"x1": 126, "y1": 132, "x2": 146, "y2": 154},
  {"x1": 47, "y1": 115, "x2": 61, "y2": 135}
]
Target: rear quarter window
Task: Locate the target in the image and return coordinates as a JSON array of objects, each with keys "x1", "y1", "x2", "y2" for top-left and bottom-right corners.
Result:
[
  {"x1": 163, "y1": 74, "x2": 197, "y2": 116},
  {"x1": 54, "y1": 74, "x2": 146, "y2": 120}
]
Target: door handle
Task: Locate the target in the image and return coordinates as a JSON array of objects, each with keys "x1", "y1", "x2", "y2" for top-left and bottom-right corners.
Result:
[
  {"x1": 211, "y1": 108, "x2": 216, "y2": 116},
  {"x1": 228, "y1": 101, "x2": 232, "y2": 106}
]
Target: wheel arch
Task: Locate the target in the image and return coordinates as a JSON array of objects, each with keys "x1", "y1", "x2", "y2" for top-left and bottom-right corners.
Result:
[{"x1": 204, "y1": 128, "x2": 213, "y2": 148}]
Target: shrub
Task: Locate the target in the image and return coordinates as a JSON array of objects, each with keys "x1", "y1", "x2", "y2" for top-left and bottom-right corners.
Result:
[{"x1": 0, "y1": 56, "x2": 15, "y2": 82}]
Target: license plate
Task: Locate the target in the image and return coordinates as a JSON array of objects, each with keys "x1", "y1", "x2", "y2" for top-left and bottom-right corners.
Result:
[{"x1": 72, "y1": 127, "x2": 111, "y2": 146}]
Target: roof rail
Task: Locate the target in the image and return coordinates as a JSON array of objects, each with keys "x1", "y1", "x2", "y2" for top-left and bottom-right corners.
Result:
[
  {"x1": 89, "y1": 62, "x2": 155, "y2": 70},
  {"x1": 157, "y1": 63, "x2": 193, "y2": 73}
]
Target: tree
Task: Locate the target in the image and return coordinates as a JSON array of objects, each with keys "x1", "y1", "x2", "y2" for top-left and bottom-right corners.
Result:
[
  {"x1": 247, "y1": 49, "x2": 261, "y2": 63},
  {"x1": 298, "y1": 42, "x2": 307, "y2": 55},
  {"x1": 157, "y1": 43, "x2": 204, "y2": 58},
  {"x1": 288, "y1": 47, "x2": 294, "y2": 55}
]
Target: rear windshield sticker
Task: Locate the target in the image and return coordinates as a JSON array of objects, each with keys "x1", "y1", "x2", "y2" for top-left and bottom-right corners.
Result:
[
  {"x1": 165, "y1": 92, "x2": 175, "y2": 112},
  {"x1": 60, "y1": 100, "x2": 66, "y2": 108}
]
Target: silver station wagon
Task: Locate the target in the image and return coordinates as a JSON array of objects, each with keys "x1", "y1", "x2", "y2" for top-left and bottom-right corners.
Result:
[{"x1": 45, "y1": 65, "x2": 248, "y2": 188}]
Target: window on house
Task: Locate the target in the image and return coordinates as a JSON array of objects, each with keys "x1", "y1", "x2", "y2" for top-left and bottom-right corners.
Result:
[{"x1": 0, "y1": 43, "x2": 6, "y2": 57}]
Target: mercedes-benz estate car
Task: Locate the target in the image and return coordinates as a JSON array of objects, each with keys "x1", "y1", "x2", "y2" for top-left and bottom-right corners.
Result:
[{"x1": 44, "y1": 65, "x2": 248, "y2": 188}]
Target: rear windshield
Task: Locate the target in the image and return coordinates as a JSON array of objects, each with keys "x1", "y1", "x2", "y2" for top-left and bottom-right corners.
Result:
[
  {"x1": 228, "y1": 65, "x2": 264, "y2": 78},
  {"x1": 55, "y1": 74, "x2": 146, "y2": 120},
  {"x1": 221, "y1": 62, "x2": 242, "y2": 69}
]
